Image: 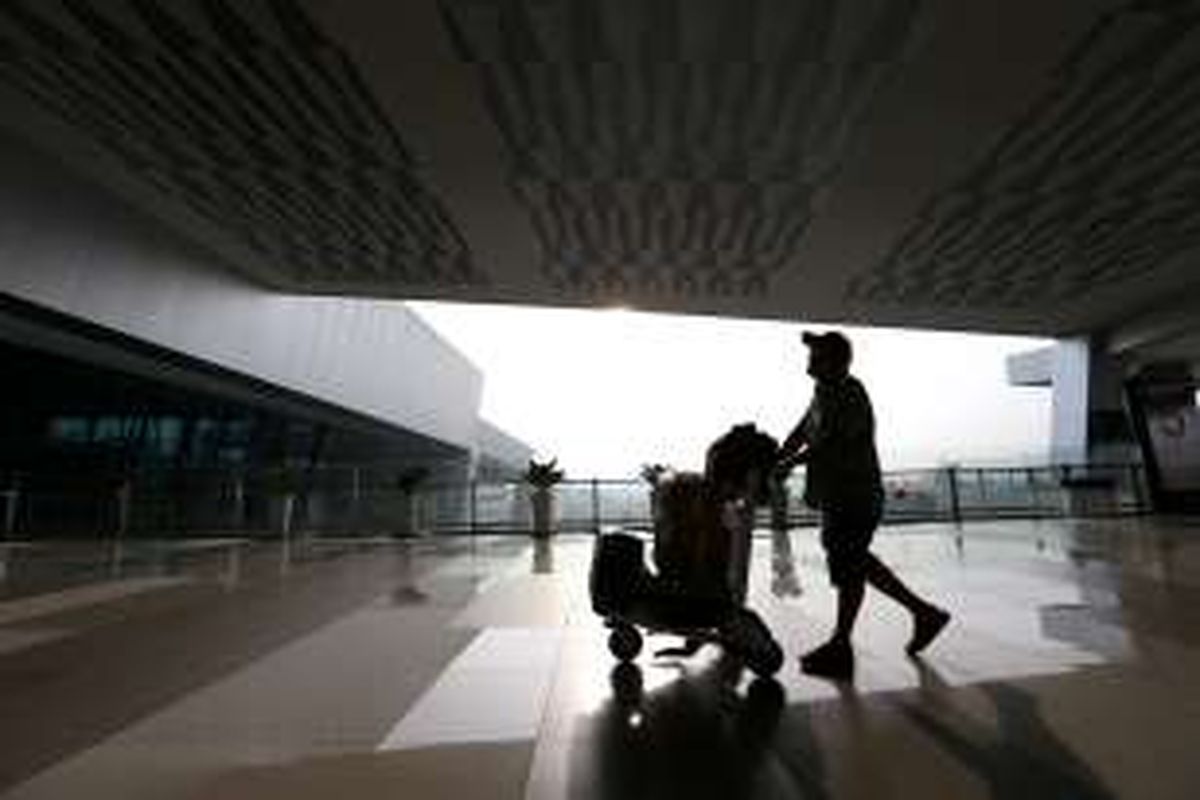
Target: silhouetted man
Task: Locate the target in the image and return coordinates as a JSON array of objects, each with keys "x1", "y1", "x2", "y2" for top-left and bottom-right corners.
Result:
[{"x1": 778, "y1": 331, "x2": 949, "y2": 679}]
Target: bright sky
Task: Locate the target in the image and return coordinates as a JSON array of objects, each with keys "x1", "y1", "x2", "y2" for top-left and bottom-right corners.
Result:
[{"x1": 408, "y1": 302, "x2": 1053, "y2": 478}]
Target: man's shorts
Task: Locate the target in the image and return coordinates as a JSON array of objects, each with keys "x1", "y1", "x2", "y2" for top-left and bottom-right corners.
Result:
[{"x1": 820, "y1": 500, "x2": 882, "y2": 587}]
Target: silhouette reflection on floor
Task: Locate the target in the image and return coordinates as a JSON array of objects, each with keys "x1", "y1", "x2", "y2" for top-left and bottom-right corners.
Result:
[
  {"x1": 896, "y1": 660, "x2": 1116, "y2": 800},
  {"x1": 569, "y1": 654, "x2": 798, "y2": 800},
  {"x1": 567, "y1": 651, "x2": 1119, "y2": 799}
]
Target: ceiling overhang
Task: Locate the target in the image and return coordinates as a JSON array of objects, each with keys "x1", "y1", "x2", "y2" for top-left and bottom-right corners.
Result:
[{"x1": 1, "y1": 0, "x2": 1198, "y2": 340}]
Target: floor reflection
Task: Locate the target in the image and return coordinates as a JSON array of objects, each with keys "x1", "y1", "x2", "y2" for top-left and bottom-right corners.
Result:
[
  {"x1": 7, "y1": 522, "x2": 1200, "y2": 798},
  {"x1": 533, "y1": 538, "x2": 555, "y2": 574},
  {"x1": 897, "y1": 661, "x2": 1116, "y2": 800},
  {"x1": 770, "y1": 528, "x2": 803, "y2": 599},
  {"x1": 763, "y1": 694, "x2": 831, "y2": 799},
  {"x1": 390, "y1": 541, "x2": 428, "y2": 606},
  {"x1": 569, "y1": 657, "x2": 790, "y2": 799},
  {"x1": 1038, "y1": 603, "x2": 1130, "y2": 659}
]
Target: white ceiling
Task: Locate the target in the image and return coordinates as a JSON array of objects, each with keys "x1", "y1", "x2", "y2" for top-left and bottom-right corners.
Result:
[{"x1": 0, "y1": 0, "x2": 1198, "y2": 348}]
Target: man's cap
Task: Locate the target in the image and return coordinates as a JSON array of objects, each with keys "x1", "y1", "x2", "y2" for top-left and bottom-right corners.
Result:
[{"x1": 801, "y1": 330, "x2": 852, "y2": 365}]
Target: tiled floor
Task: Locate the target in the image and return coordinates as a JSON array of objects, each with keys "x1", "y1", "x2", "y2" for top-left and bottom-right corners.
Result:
[{"x1": 2, "y1": 518, "x2": 1200, "y2": 798}]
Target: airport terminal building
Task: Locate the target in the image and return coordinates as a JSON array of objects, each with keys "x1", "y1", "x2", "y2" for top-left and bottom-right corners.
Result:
[{"x1": 1, "y1": 2, "x2": 1199, "y2": 798}]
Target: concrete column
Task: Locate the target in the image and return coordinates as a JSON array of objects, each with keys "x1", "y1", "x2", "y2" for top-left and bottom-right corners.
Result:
[
  {"x1": 1050, "y1": 339, "x2": 1090, "y2": 464},
  {"x1": 1008, "y1": 338, "x2": 1136, "y2": 465}
]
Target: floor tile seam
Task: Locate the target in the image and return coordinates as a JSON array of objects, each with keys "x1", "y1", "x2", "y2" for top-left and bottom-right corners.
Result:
[
  {"x1": 519, "y1": 623, "x2": 576, "y2": 800},
  {"x1": 0, "y1": 576, "x2": 193, "y2": 626},
  {"x1": 0, "y1": 553, "x2": 451, "y2": 791},
  {"x1": 2, "y1": 600, "x2": 485, "y2": 792},
  {"x1": 144, "y1": 609, "x2": 483, "y2": 752},
  {"x1": 0, "y1": 587, "x2": 215, "y2": 646},
  {"x1": 0, "y1": 627, "x2": 74, "y2": 657}
]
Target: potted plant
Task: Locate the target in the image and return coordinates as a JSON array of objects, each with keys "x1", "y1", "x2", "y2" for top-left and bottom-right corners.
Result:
[{"x1": 524, "y1": 458, "x2": 564, "y2": 538}]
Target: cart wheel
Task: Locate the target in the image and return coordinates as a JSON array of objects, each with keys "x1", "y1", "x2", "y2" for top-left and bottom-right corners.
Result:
[
  {"x1": 726, "y1": 609, "x2": 784, "y2": 676},
  {"x1": 610, "y1": 662, "x2": 644, "y2": 707},
  {"x1": 608, "y1": 623, "x2": 643, "y2": 661},
  {"x1": 747, "y1": 639, "x2": 785, "y2": 677}
]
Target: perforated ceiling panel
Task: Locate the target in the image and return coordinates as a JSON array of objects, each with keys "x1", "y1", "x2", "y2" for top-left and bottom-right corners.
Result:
[
  {"x1": 1, "y1": 0, "x2": 1195, "y2": 345},
  {"x1": 848, "y1": 2, "x2": 1200, "y2": 311},
  {"x1": 0, "y1": 0, "x2": 482, "y2": 287},
  {"x1": 439, "y1": 0, "x2": 924, "y2": 300}
]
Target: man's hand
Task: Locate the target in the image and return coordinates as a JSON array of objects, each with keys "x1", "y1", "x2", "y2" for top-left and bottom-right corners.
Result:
[{"x1": 774, "y1": 449, "x2": 808, "y2": 477}]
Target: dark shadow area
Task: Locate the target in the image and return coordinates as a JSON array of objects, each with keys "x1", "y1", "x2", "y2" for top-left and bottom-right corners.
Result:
[
  {"x1": 568, "y1": 644, "x2": 1132, "y2": 799},
  {"x1": 567, "y1": 656, "x2": 797, "y2": 799}
]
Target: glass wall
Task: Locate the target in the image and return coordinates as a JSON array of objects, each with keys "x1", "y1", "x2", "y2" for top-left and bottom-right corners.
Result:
[{"x1": 0, "y1": 340, "x2": 467, "y2": 538}]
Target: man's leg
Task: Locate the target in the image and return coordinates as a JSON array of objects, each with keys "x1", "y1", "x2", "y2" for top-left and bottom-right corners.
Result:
[
  {"x1": 863, "y1": 553, "x2": 929, "y2": 612},
  {"x1": 800, "y1": 574, "x2": 861, "y2": 678},
  {"x1": 802, "y1": 506, "x2": 949, "y2": 677},
  {"x1": 831, "y1": 578, "x2": 866, "y2": 646},
  {"x1": 862, "y1": 553, "x2": 950, "y2": 655},
  {"x1": 799, "y1": 524, "x2": 863, "y2": 679}
]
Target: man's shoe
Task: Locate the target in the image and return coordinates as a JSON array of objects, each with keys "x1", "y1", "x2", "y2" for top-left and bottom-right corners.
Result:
[
  {"x1": 799, "y1": 640, "x2": 854, "y2": 680},
  {"x1": 907, "y1": 607, "x2": 951, "y2": 656}
]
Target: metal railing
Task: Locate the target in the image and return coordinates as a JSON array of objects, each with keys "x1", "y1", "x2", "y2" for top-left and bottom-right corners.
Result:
[{"x1": 0, "y1": 462, "x2": 1148, "y2": 541}]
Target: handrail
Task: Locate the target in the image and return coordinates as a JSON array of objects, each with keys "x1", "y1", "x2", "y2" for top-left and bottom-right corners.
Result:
[{"x1": 0, "y1": 461, "x2": 1149, "y2": 539}]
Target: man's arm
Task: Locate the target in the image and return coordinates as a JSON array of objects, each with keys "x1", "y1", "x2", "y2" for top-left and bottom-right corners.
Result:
[{"x1": 777, "y1": 413, "x2": 812, "y2": 472}]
